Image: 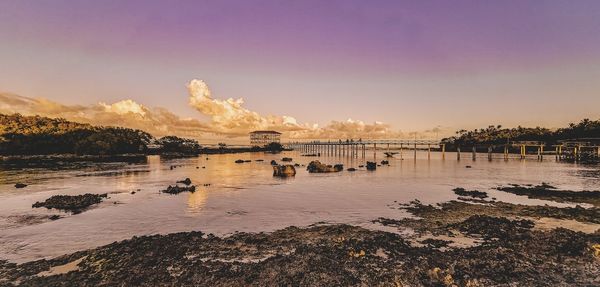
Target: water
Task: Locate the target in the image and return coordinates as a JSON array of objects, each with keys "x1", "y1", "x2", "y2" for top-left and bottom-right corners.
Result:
[{"x1": 1, "y1": 151, "x2": 599, "y2": 263}]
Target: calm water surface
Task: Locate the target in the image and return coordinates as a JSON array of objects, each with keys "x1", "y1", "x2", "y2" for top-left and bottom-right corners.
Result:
[{"x1": 1, "y1": 151, "x2": 599, "y2": 262}]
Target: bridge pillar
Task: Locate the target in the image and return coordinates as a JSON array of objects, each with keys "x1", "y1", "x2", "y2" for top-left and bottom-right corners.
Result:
[
  {"x1": 413, "y1": 142, "x2": 417, "y2": 160},
  {"x1": 472, "y1": 147, "x2": 476, "y2": 160},
  {"x1": 441, "y1": 144, "x2": 445, "y2": 160},
  {"x1": 373, "y1": 143, "x2": 377, "y2": 159},
  {"x1": 488, "y1": 146, "x2": 492, "y2": 161},
  {"x1": 428, "y1": 144, "x2": 431, "y2": 160},
  {"x1": 504, "y1": 145, "x2": 508, "y2": 161},
  {"x1": 399, "y1": 143, "x2": 403, "y2": 160},
  {"x1": 457, "y1": 147, "x2": 461, "y2": 160}
]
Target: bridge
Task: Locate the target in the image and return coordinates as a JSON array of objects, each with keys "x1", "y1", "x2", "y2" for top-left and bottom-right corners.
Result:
[
  {"x1": 285, "y1": 139, "x2": 600, "y2": 161},
  {"x1": 285, "y1": 139, "x2": 444, "y2": 160}
]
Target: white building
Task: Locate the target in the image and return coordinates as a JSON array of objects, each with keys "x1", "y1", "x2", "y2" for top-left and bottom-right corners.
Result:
[{"x1": 249, "y1": 130, "x2": 281, "y2": 146}]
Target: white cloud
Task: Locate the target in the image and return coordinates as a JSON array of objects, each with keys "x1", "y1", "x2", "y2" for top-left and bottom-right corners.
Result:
[{"x1": 0, "y1": 79, "x2": 416, "y2": 141}]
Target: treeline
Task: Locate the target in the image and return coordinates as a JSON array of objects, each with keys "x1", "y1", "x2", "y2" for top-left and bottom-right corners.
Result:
[
  {"x1": 442, "y1": 118, "x2": 600, "y2": 147},
  {"x1": 0, "y1": 114, "x2": 200, "y2": 155}
]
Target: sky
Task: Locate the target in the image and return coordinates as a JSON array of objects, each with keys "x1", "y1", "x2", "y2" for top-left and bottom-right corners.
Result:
[{"x1": 1, "y1": 0, "x2": 600, "y2": 142}]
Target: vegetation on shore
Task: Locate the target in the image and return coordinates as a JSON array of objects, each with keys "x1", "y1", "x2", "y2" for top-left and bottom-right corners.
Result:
[
  {"x1": 0, "y1": 114, "x2": 200, "y2": 156},
  {"x1": 0, "y1": 114, "x2": 152, "y2": 155},
  {"x1": 442, "y1": 118, "x2": 600, "y2": 147}
]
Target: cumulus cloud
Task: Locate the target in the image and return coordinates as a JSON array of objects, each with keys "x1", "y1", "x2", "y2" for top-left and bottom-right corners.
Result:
[
  {"x1": 187, "y1": 79, "x2": 306, "y2": 136},
  {"x1": 0, "y1": 79, "x2": 419, "y2": 141},
  {"x1": 0, "y1": 93, "x2": 211, "y2": 138},
  {"x1": 288, "y1": 119, "x2": 404, "y2": 139},
  {"x1": 185, "y1": 79, "x2": 404, "y2": 139}
]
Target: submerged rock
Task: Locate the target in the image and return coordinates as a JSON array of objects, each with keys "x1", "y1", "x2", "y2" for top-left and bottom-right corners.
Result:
[
  {"x1": 32, "y1": 193, "x2": 108, "y2": 214},
  {"x1": 161, "y1": 185, "x2": 196, "y2": 194},
  {"x1": 453, "y1": 187, "x2": 488, "y2": 199},
  {"x1": 235, "y1": 159, "x2": 245, "y2": 163},
  {"x1": 14, "y1": 183, "x2": 28, "y2": 189},
  {"x1": 366, "y1": 162, "x2": 377, "y2": 171},
  {"x1": 273, "y1": 165, "x2": 296, "y2": 177},
  {"x1": 347, "y1": 168, "x2": 357, "y2": 172},
  {"x1": 306, "y1": 161, "x2": 343, "y2": 173},
  {"x1": 177, "y1": 178, "x2": 192, "y2": 185},
  {"x1": 281, "y1": 157, "x2": 293, "y2": 162},
  {"x1": 497, "y1": 183, "x2": 600, "y2": 207}
]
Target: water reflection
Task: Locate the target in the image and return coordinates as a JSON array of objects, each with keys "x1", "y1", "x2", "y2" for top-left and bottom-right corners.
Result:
[
  {"x1": 187, "y1": 188, "x2": 208, "y2": 213},
  {"x1": 1, "y1": 151, "x2": 600, "y2": 263}
]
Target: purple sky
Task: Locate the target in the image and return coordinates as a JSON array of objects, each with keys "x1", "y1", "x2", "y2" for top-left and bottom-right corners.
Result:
[{"x1": 1, "y1": 0, "x2": 600, "y2": 134}]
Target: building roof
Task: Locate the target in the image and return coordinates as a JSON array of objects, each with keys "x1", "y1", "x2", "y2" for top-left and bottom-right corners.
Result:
[{"x1": 249, "y1": 130, "x2": 281, "y2": 135}]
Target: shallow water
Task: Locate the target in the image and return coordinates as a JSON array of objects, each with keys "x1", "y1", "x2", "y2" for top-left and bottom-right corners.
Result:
[{"x1": 1, "y1": 151, "x2": 599, "y2": 263}]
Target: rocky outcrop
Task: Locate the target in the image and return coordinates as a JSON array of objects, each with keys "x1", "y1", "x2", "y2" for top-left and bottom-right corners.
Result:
[
  {"x1": 306, "y1": 161, "x2": 343, "y2": 173},
  {"x1": 453, "y1": 188, "x2": 488, "y2": 199},
  {"x1": 366, "y1": 162, "x2": 377, "y2": 171},
  {"x1": 161, "y1": 185, "x2": 196, "y2": 194},
  {"x1": 273, "y1": 165, "x2": 297, "y2": 177},
  {"x1": 32, "y1": 193, "x2": 108, "y2": 214},
  {"x1": 177, "y1": 178, "x2": 192, "y2": 185}
]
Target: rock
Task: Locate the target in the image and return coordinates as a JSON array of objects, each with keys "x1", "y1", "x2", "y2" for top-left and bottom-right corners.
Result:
[
  {"x1": 281, "y1": 157, "x2": 293, "y2": 162},
  {"x1": 273, "y1": 165, "x2": 297, "y2": 177},
  {"x1": 306, "y1": 161, "x2": 343, "y2": 173},
  {"x1": 161, "y1": 185, "x2": 196, "y2": 194},
  {"x1": 294, "y1": 163, "x2": 300, "y2": 167},
  {"x1": 347, "y1": 168, "x2": 357, "y2": 172},
  {"x1": 358, "y1": 165, "x2": 365, "y2": 168},
  {"x1": 177, "y1": 178, "x2": 192, "y2": 185},
  {"x1": 301, "y1": 153, "x2": 318, "y2": 157},
  {"x1": 270, "y1": 160, "x2": 278, "y2": 166},
  {"x1": 453, "y1": 187, "x2": 488, "y2": 199},
  {"x1": 32, "y1": 193, "x2": 108, "y2": 214},
  {"x1": 380, "y1": 160, "x2": 389, "y2": 165},
  {"x1": 255, "y1": 159, "x2": 264, "y2": 162},
  {"x1": 244, "y1": 160, "x2": 251, "y2": 162},
  {"x1": 465, "y1": 165, "x2": 472, "y2": 168},
  {"x1": 49, "y1": 215, "x2": 61, "y2": 220},
  {"x1": 131, "y1": 191, "x2": 136, "y2": 195},
  {"x1": 235, "y1": 159, "x2": 245, "y2": 163},
  {"x1": 366, "y1": 162, "x2": 377, "y2": 171},
  {"x1": 14, "y1": 183, "x2": 27, "y2": 188}
]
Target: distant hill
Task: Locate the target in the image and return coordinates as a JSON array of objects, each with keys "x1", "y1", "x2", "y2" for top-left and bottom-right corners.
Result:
[{"x1": 0, "y1": 113, "x2": 153, "y2": 155}]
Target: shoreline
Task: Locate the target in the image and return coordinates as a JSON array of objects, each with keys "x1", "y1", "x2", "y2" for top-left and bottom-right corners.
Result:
[
  {"x1": 2, "y1": 186, "x2": 599, "y2": 286},
  {"x1": 0, "y1": 149, "x2": 290, "y2": 164}
]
